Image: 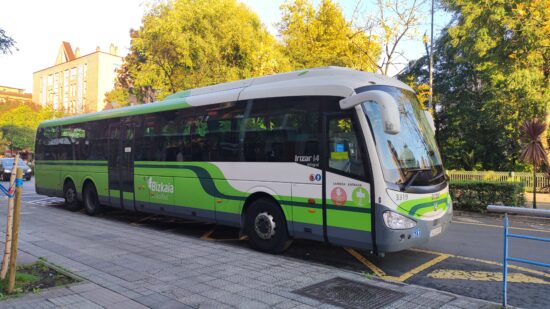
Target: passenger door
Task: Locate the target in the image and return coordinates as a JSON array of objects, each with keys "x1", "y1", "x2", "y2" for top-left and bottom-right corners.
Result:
[
  {"x1": 120, "y1": 122, "x2": 135, "y2": 210},
  {"x1": 323, "y1": 112, "x2": 373, "y2": 249},
  {"x1": 107, "y1": 121, "x2": 136, "y2": 210}
]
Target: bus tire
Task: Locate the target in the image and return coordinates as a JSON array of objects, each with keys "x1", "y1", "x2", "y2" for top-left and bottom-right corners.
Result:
[
  {"x1": 245, "y1": 198, "x2": 292, "y2": 254},
  {"x1": 83, "y1": 182, "x2": 102, "y2": 216},
  {"x1": 63, "y1": 180, "x2": 82, "y2": 211}
]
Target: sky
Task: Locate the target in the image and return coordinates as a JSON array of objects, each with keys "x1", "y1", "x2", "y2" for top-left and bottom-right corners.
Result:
[{"x1": 0, "y1": 0, "x2": 451, "y2": 92}]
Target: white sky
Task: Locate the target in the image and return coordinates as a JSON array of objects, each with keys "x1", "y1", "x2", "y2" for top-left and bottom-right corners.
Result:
[{"x1": 0, "y1": 0, "x2": 450, "y2": 92}]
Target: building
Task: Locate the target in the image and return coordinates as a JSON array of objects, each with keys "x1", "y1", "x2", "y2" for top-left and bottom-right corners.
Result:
[
  {"x1": 32, "y1": 42, "x2": 123, "y2": 114},
  {"x1": 0, "y1": 85, "x2": 32, "y2": 104}
]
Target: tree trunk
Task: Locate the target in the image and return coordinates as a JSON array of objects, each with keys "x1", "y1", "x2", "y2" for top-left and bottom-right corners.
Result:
[{"x1": 533, "y1": 166, "x2": 537, "y2": 209}]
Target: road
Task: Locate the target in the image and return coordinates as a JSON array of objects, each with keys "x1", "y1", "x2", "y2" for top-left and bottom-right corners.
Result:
[{"x1": 15, "y1": 179, "x2": 550, "y2": 308}]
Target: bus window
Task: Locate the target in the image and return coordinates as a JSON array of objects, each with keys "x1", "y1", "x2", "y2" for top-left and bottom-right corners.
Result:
[
  {"x1": 243, "y1": 97, "x2": 321, "y2": 166},
  {"x1": 327, "y1": 116, "x2": 365, "y2": 177}
]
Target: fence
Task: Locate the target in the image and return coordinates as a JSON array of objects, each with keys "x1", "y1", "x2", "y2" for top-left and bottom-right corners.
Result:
[
  {"x1": 448, "y1": 170, "x2": 549, "y2": 192},
  {"x1": 487, "y1": 205, "x2": 550, "y2": 307}
]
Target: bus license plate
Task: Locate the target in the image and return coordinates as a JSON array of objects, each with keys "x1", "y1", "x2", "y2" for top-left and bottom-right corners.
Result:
[{"x1": 430, "y1": 226, "x2": 442, "y2": 238}]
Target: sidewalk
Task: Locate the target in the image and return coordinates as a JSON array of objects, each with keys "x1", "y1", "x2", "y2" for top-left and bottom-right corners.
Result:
[{"x1": 0, "y1": 203, "x2": 500, "y2": 309}]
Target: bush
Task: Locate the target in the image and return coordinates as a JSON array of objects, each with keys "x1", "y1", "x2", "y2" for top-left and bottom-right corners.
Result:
[{"x1": 449, "y1": 181, "x2": 525, "y2": 213}]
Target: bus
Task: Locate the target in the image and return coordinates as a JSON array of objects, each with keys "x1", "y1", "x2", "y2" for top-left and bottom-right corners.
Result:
[{"x1": 35, "y1": 67, "x2": 452, "y2": 254}]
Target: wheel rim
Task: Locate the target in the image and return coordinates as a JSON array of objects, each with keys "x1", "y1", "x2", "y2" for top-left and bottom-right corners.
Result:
[
  {"x1": 66, "y1": 187, "x2": 76, "y2": 204},
  {"x1": 254, "y1": 211, "x2": 276, "y2": 240}
]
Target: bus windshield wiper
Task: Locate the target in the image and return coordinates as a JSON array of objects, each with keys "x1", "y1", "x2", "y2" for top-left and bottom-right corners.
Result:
[
  {"x1": 429, "y1": 170, "x2": 447, "y2": 183},
  {"x1": 399, "y1": 168, "x2": 432, "y2": 191}
]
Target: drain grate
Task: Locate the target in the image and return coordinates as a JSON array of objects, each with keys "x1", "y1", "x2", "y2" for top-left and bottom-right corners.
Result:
[{"x1": 294, "y1": 277, "x2": 405, "y2": 309}]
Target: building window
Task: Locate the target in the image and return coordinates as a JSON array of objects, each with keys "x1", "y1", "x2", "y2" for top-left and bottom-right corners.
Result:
[
  {"x1": 53, "y1": 73, "x2": 59, "y2": 110},
  {"x1": 77, "y1": 65, "x2": 83, "y2": 113},
  {"x1": 63, "y1": 70, "x2": 69, "y2": 112}
]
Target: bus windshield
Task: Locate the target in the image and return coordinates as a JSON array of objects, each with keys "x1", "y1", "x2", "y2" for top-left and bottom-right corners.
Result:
[{"x1": 361, "y1": 86, "x2": 444, "y2": 189}]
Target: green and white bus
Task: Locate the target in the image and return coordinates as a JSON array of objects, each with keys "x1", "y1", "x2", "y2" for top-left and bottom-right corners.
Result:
[{"x1": 35, "y1": 67, "x2": 452, "y2": 254}]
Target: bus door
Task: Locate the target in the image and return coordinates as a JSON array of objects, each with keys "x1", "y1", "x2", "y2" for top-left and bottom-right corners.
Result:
[
  {"x1": 323, "y1": 112, "x2": 373, "y2": 249},
  {"x1": 108, "y1": 122, "x2": 136, "y2": 210},
  {"x1": 120, "y1": 123, "x2": 135, "y2": 210}
]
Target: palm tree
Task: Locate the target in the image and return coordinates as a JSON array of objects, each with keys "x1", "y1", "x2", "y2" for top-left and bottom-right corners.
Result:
[{"x1": 519, "y1": 119, "x2": 548, "y2": 209}]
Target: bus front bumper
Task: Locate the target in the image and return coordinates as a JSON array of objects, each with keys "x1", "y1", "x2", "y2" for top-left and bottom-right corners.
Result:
[{"x1": 374, "y1": 203, "x2": 453, "y2": 253}]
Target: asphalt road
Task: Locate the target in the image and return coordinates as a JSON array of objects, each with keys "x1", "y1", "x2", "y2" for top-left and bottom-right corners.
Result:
[{"x1": 15, "y1": 178, "x2": 550, "y2": 308}]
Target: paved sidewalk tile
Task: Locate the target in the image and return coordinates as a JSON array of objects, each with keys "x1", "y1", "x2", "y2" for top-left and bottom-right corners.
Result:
[{"x1": 0, "y1": 197, "x2": 501, "y2": 309}]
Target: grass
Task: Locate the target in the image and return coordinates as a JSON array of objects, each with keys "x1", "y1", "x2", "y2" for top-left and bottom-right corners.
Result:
[{"x1": 0, "y1": 259, "x2": 79, "y2": 301}]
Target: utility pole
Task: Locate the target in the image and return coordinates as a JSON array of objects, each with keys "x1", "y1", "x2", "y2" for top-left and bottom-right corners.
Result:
[{"x1": 428, "y1": 0, "x2": 434, "y2": 110}]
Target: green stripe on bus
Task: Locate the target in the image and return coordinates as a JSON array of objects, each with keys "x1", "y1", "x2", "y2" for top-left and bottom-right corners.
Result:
[
  {"x1": 397, "y1": 193, "x2": 449, "y2": 218},
  {"x1": 135, "y1": 162, "x2": 372, "y2": 216},
  {"x1": 38, "y1": 98, "x2": 191, "y2": 128},
  {"x1": 36, "y1": 160, "x2": 107, "y2": 167}
]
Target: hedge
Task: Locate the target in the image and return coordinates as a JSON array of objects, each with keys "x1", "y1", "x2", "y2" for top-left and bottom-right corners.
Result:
[{"x1": 449, "y1": 181, "x2": 525, "y2": 213}]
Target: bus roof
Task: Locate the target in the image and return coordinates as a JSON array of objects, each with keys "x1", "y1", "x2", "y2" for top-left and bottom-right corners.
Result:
[{"x1": 38, "y1": 66, "x2": 413, "y2": 128}]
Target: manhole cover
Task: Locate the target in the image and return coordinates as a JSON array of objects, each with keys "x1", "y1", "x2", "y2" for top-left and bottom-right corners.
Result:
[{"x1": 294, "y1": 277, "x2": 405, "y2": 309}]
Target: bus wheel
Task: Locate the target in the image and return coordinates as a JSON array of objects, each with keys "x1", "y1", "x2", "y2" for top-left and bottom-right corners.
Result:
[
  {"x1": 245, "y1": 198, "x2": 292, "y2": 253},
  {"x1": 83, "y1": 182, "x2": 102, "y2": 216},
  {"x1": 63, "y1": 180, "x2": 82, "y2": 211}
]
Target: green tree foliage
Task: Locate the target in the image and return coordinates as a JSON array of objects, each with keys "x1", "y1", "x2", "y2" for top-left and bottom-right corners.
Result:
[
  {"x1": 0, "y1": 126, "x2": 35, "y2": 151},
  {"x1": 0, "y1": 28, "x2": 16, "y2": 54},
  {"x1": 278, "y1": 0, "x2": 380, "y2": 71},
  {"x1": 107, "y1": 0, "x2": 291, "y2": 104},
  {"x1": 402, "y1": 1, "x2": 549, "y2": 171},
  {"x1": 0, "y1": 102, "x2": 62, "y2": 151}
]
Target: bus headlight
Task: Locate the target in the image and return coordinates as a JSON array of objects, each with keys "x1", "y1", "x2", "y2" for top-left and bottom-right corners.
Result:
[{"x1": 383, "y1": 211, "x2": 416, "y2": 229}]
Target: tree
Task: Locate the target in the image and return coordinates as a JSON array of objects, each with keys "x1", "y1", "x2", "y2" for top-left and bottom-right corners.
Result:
[
  {"x1": 520, "y1": 119, "x2": 547, "y2": 209},
  {"x1": 278, "y1": 0, "x2": 380, "y2": 71},
  {"x1": 442, "y1": 0, "x2": 549, "y2": 122},
  {"x1": 402, "y1": 0, "x2": 549, "y2": 171},
  {"x1": 354, "y1": 0, "x2": 427, "y2": 75},
  {"x1": 0, "y1": 28, "x2": 16, "y2": 54},
  {"x1": 107, "y1": 0, "x2": 291, "y2": 103},
  {"x1": 0, "y1": 126, "x2": 35, "y2": 151},
  {"x1": 0, "y1": 102, "x2": 63, "y2": 151}
]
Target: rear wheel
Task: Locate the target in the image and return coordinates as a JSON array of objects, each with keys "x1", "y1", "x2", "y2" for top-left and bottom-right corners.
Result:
[
  {"x1": 63, "y1": 180, "x2": 82, "y2": 211},
  {"x1": 245, "y1": 198, "x2": 292, "y2": 253},
  {"x1": 83, "y1": 182, "x2": 102, "y2": 216}
]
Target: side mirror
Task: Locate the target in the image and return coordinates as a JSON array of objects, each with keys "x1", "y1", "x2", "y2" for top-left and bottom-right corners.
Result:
[
  {"x1": 340, "y1": 90, "x2": 400, "y2": 134},
  {"x1": 424, "y1": 110, "x2": 436, "y2": 134}
]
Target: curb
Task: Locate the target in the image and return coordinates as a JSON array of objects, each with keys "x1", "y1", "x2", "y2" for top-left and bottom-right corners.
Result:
[{"x1": 454, "y1": 210, "x2": 550, "y2": 225}]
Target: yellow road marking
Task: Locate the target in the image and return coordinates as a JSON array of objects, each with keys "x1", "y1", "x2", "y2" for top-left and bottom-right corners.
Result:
[
  {"x1": 200, "y1": 228, "x2": 216, "y2": 240},
  {"x1": 427, "y1": 269, "x2": 549, "y2": 284},
  {"x1": 345, "y1": 248, "x2": 387, "y2": 277},
  {"x1": 453, "y1": 220, "x2": 550, "y2": 234},
  {"x1": 345, "y1": 248, "x2": 450, "y2": 282},
  {"x1": 130, "y1": 215, "x2": 156, "y2": 226},
  {"x1": 410, "y1": 248, "x2": 550, "y2": 280},
  {"x1": 395, "y1": 253, "x2": 450, "y2": 282}
]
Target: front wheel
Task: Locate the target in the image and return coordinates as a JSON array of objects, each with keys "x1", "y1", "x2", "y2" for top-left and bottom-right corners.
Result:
[
  {"x1": 245, "y1": 198, "x2": 292, "y2": 253},
  {"x1": 63, "y1": 180, "x2": 82, "y2": 211},
  {"x1": 83, "y1": 182, "x2": 102, "y2": 216}
]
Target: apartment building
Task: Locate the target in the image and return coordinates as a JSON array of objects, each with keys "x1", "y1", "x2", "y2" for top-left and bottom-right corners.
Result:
[{"x1": 32, "y1": 42, "x2": 122, "y2": 113}]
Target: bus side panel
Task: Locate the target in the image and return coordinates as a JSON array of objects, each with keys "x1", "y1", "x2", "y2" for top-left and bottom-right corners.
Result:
[
  {"x1": 133, "y1": 162, "x2": 216, "y2": 221},
  {"x1": 291, "y1": 183, "x2": 323, "y2": 241},
  {"x1": 57, "y1": 162, "x2": 108, "y2": 202},
  {"x1": 35, "y1": 162, "x2": 62, "y2": 197},
  {"x1": 221, "y1": 180, "x2": 293, "y2": 231}
]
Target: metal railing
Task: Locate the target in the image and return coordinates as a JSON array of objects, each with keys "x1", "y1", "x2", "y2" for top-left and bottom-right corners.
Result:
[
  {"x1": 487, "y1": 205, "x2": 550, "y2": 307},
  {"x1": 448, "y1": 170, "x2": 549, "y2": 191}
]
